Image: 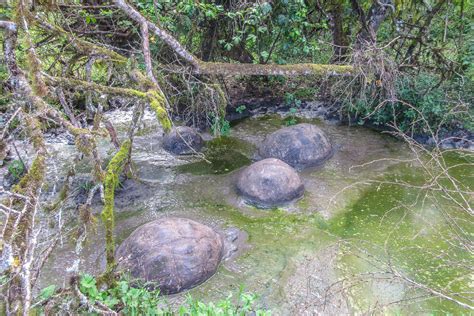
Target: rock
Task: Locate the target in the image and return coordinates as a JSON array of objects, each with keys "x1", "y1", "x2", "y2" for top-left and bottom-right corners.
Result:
[
  {"x1": 440, "y1": 139, "x2": 455, "y2": 150},
  {"x1": 162, "y1": 126, "x2": 204, "y2": 155},
  {"x1": 259, "y1": 123, "x2": 332, "y2": 168},
  {"x1": 426, "y1": 137, "x2": 436, "y2": 147},
  {"x1": 236, "y1": 158, "x2": 304, "y2": 207},
  {"x1": 116, "y1": 217, "x2": 223, "y2": 294}
]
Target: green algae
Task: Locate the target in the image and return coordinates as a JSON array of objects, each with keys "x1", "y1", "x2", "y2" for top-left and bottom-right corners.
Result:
[
  {"x1": 179, "y1": 148, "x2": 472, "y2": 313},
  {"x1": 114, "y1": 208, "x2": 147, "y2": 242},
  {"x1": 176, "y1": 136, "x2": 254, "y2": 175},
  {"x1": 180, "y1": 198, "x2": 334, "y2": 304},
  {"x1": 173, "y1": 122, "x2": 473, "y2": 313},
  {"x1": 328, "y1": 160, "x2": 473, "y2": 314},
  {"x1": 170, "y1": 116, "x2": 472, "y2": 313}
]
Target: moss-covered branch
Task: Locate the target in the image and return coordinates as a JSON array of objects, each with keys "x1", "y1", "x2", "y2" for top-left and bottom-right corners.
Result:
[
  {"x1": 45, "y1": 75, "x2": 147, "y2": 98},
  {"x1": 32, "y1": 14, "x2": 127, "y2": 63},
  {"x1": 2, "y1": 114, "x2": 46, "y2": 315},
  {"x1": 147, "y1": 90, "x2": 171, "y2": 132},
  {"x1": 113, "y1": 0, "x2": 200, "y2": 68},
  {"x1": 196, "y1": 61, "x2": 354, "y2": 77},
  {"x1": 47, "y1": 75, "x2": 171, "y2": 132},
  {"x1": 17, "y1": 1, "x2": 49, "y2": 97},
  {"x1": 100, "y1": 140, "x2": 131, "y2": 282}
]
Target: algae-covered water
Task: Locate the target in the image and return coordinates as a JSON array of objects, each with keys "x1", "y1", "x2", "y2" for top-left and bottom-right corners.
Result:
[{"x1": 39, "y1": 110, "x2": 473, "y2": 315}]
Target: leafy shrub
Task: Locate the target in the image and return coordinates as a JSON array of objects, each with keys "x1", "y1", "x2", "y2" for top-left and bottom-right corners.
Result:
[
  {"x1": 211, "y1": 116, "x2": 231, "y2": 136},
  {"x1": 235, "y1": 105, "x2": 247, "y2": 114},
  {"x1": 284, "y1": 92, "x2": 301, "y2": 126},
  {"x1": 7, "y1": 160, "x2": 25, "y2": 181},
  {"x1": 77, "y1": 274, "x2": 168, "y2": 314},
  {"x1": 344, "y1": 72, "x2": 474, "y2": 134},
  {"x1": 179, "y1": 290, "x2": 270, "y2": 316},
  {"x1": 36, "y1": 274, "x2": 270, "y2": 315}
]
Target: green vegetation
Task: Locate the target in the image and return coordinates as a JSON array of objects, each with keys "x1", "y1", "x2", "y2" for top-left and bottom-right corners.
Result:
[
  {"x1": 133, "y1": 0, "x2": 472, "y2": 132},
  {"x1": 211, "y1": 116, "x2": 231, "y2": 137},
  {"x1": 177, "y1": 136, "x2": 253, "y2": 175},
  {"x1": 283, "y1": 92, "x2": 302, "y2": 126},
  {"x1": 36, "y1": 275, "x2": 270, "y2": 315},
  {"x1": 346, "y1": 72, "x2": 474, "y2": 133},
  {"x1": 235, "y1": 105, "x2": 246, "y2": 114},
  {"x1": 7, "y1": 159, "x2": 25, "y2": 182},
  {"x1": 79, "y1": 274, "x2": 162, "y2": 315}
]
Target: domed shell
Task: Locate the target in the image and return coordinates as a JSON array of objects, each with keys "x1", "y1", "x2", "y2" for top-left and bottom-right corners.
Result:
[
  {"x1": 259, "y1": 123, "x2": 332, "y2": 168},
  {"x1": 163, "y1": 126, "x2": 204, "y2": 155},
  {"x1": 236, "y1": 158, "x2": 304, "y2": 207},
  {"x1": 116, "y1": 217, "x2": 223, "y2": 294}
]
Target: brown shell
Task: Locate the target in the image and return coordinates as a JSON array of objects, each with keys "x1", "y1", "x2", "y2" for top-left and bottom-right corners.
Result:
[
  {"x1": 162, "y1": 126, "x2": 204, "y2": 155},
  {"x1": 116, "y1": 217, "x2": 223, "y2": 294},
  {"x1": 259, "y1": 123, "x2": 332, "y2": 168},
  {"x1": 236, "y1": 158, "x2": 304, "y2": 207}
]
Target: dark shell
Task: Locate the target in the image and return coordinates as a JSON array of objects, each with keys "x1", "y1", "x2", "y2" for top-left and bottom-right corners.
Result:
[
  {"x1": 162, "y1": 126, "x2": 204, "y2": 155},
  {"x1": 259, "y1": 123, "x2": 332, "y2": 168},
  {"x1": 116, "y1": 217, "x2": 223, "y2": 294},
  {"x1": 236, "y1": 158, "x2": 304, "y2": 207}
]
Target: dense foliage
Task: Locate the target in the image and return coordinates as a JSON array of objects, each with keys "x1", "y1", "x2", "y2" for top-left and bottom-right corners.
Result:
[
  {"x1": 129, "y1": 0, "x2": 474, "y2": 133},
  {"x1": 1, "y1": 1, "x2": 473, "y2": 132}
]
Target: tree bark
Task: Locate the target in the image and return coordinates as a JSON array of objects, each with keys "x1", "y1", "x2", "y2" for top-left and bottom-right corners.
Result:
[
  {"x1": 329, "y1": 0, "x2": 349, "y2": 62},
  {"x1": 113, "y1": 0, "x2": 200, "y2": 68},
  {"x1": 355, "y1": 0, "x2": 395, "y2": 47}
]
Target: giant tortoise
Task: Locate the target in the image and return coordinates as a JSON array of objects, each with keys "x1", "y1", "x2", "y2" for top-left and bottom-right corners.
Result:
[
  {"x1": 236, "y1": 158, "x2": 304, "y2": 207},
  {"x1": 116, "y1": 217, "x2": 224, "y2": 294},
  {"x1": 259, "y1": 123, "x2": 332, "y2": 168}
]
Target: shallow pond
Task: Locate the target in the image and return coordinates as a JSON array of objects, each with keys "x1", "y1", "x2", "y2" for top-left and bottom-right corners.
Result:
[{"x1": 38, "y1": 110, "x2": 473, "y2": 315}]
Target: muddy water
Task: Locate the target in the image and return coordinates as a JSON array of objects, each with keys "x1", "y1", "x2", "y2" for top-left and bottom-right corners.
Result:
[{"x1": 38, "y1": 110, "x2": 473, "y2": 315}]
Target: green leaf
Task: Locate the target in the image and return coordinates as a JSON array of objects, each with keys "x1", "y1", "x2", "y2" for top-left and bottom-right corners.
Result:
[
  {"x1": 261, "y1": 2, "x2": 272, "y2": 15},
  {"x1": 246, "y1": 34, "x2": 257, "y2": 46},
  {"x1": 277, "y1": 14, "x2": 288, "y2": 25},
  {"x1": 232, "y1": 36, "x2": 242, "y2": 44},
  {"x1": 236, "y1": 105, "x2": 246, "y2": 113},
  {"x1": 39, "y1": 285, "x2": 56, "y2": 300},
  {"x1": 224, "y1": 42, "x2": 233, "y2": 51}
]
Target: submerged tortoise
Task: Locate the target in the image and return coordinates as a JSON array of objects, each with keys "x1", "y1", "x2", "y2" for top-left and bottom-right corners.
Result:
[
  {"x1": 236, "y1": 158, "x2": 304, "y2": 207},
  {"x1": 162, "y1": 126, "x2": 204, "y2": 155},
  {"x1": 116, "y1": 217, "x2": 243, "y2": 294},
  {"x1": 259, "y1": 123, "x2": 332, "y2": 168}
]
